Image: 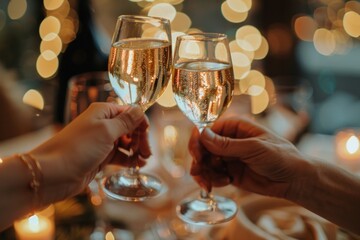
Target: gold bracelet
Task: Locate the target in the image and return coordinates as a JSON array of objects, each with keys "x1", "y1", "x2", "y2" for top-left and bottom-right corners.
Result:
[{"x1": 18, "y1": 154, "x2": 43, "y2": 210}]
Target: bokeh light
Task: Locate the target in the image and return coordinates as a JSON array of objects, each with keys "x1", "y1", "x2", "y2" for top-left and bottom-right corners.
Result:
[
  {"x1": 44, "y1": 0, "x2": 64, "y2": 11},
  {"x1": 171, "y1": 12, "x2": 191, "y2": 32},
  {"x1": 156, "y1": 80, "x2": 177, "y2": 107},
  {"x1": 221, "y1": 1, "x2": 248, "y2": 23},
  {"x1": 8, "y1": 0, "x2": 27, "y2": 20},
  {"x1": 313, "y1": 28, "x2": 336, "y2": 56},
  {"x1": 148, "y1": 3, "x2": 177, "y2": 22},
  {"x1": 294, "y1": 15, "x2": 318, "y2": 41},
  {"x1": 39, "y1": 16, "x2": 61, "y2": 40},
  {"x1": 236, "y1": 25, "x2": 262, "y2": 51},
  {"x1": 227, "y1": 0, "x2": 252, "y2": 13},
  {"x1": 36, "y1": 51, "x2": 59, "y2": 78},
  {"x1": 231, "y1": 52, "x2": 251, "y2": 80},
  {"x1": 22, "y1": 89, "x2": 45, "y2": 110},
  {"x1": 343, "y1": 11, "x2": 360, "y2": 38}
]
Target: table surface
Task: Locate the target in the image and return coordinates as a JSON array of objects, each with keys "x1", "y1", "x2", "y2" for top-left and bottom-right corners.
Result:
[{"x1": 0, "y1": 122, "x2": 347, "y2": 239}]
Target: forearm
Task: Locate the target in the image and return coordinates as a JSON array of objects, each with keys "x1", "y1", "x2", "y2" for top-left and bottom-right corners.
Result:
[
  {"x1": 0, "y1": 155, "x2": 37, "y2": 231},
  {"x1": 0, "y1": 152, "x2": 69, "y2": 231},
  {"x1": 288, "y1": 157, "x2": 360, "y2": 234}
]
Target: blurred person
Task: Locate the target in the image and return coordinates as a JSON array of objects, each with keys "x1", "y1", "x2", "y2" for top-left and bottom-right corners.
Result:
[
  {"x1": 0, "y1": 103, "x2": 150, "y2": 231},
  {"x1": 189, "y1": 116, "x2": 360, "y2": 234}
]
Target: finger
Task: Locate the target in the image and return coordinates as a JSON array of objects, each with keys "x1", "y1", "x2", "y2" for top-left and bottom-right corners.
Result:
[
  {"x1": 200, "y1": 128, "x2": 261, "y2": 157},
  {"x1": 137, "y1": 119, "x2": 152, "y2": 158},
  {"x1": 108, "y1": 106, "x2": 145, "y2": 140},
  {"x1": 212, "y1": 116, "x2": 267, "y2": 138}
]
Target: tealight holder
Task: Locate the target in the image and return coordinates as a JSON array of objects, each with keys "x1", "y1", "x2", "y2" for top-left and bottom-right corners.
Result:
[
  {"x1": 14, "y1": 205, "x2": 55, "y2": 240},
  {"x1": 335, "y1": 129, "x2": 360, "y2": 172}
]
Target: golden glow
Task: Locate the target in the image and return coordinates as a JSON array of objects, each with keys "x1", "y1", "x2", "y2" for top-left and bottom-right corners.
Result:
[
  {"x1": 236, "y1": 25, "x2": 262, "y2": 51},
  {"x1": 215, "y1": 43, "x2": 229, "y2": 62},
  {"x1": 345, "y1": 1, "x2": 360, "y2": 12},
  {"x1": 227, "y1": 0, "x2": 252, "y2": 13},
  {"x1": 221, "y1": 2, "x2": 248, "y2": 23},
  {"x1": 231, "y1": 52, "x2": 251, "y2": 80},
  {"x1": 333, "y1": 30, "x2": 352, "y2": 54},
  {"x1": 40, "y1": 34, "x2": 62, "y2": 56},
  {"x1": 28, "y1": 215, "x2": 40, "y2": 232},
  {"x1": 148, "y1": 3, "x2": 177, "y2": 22},
  {"x1": 336, "y1": 130, "x2": 360, "y2": 162},
  {"x1": 171, "y1": 12, "x2": 192, "y2": 32},
  {"x1": 313, "y1": 28, "x2": 336, "y2": 56},
  {"x1": 294, "y1": 15, "x2": 318, "y2": 41},
  {"x1": 8, "y1": 0, "x2": 27, "y2": 20},
  {"x1": 343, "y1": 11, "x2": 360, "y2": 38},
  {"x1": 59, "y1": 18, "x2": 76, "y2": 44},
  {"x1": 253, "y1": 36, "x2": 269, "y2": 60},
  {"x1": 142, "y1": 26, "x2": 162, "y2": 39},
  {"x1": 105, "y1": 231, "x2": 115, "y2": 240},
  {"x1": 22, "y1": 89, "x2": 45, "y2": 110},
  {"x1": 55, "y1": 0, "x2": 71, "y2": 18},
  {"x1": 157, "y1": 80, "x2": 177, "y2": 108},
  {"x1": 44, "y1": 0, "x2": 64, "y2": 11},
  {"x1": 36, "y1": 52, "x2": 59, "y2": 79},
  {"x1": 171, "y1": 31, "x2": 185, "y2": 54},
  {"x1": 251, "y1": 89, "x2": 269, "y2": 115},
  {"x1": 39, "y1": 16, "x2": 61, "y2": 40},
  {"x1": 239, "y1": 70, "x2": 266, "y2": 96},
  {"x1": 179, "y1": 40, "x2": 204, "y2": 59},
  {"x1": 229, "y1": 40, "x2": 254, "y2": 61},
  {"x1": 346, "y1": 136, "x2": 360, "y2": 154},
  {"x1": 187, "y1": 28, "x2": 203, "y2": 34}
]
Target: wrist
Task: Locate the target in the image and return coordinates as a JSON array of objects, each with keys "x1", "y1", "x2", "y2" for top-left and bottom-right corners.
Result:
[
  {"x1": 285, "y1": 155, "x2": 318, "y2": 203},
  {"x1": 29, "y1": 148, "x2": 68, "y2": 207}
]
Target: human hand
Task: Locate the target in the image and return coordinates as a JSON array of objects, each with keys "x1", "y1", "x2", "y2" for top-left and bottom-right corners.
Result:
[
  {"x1": 189, "y1": 116, "x2": 309, "y2": 198},
  {"x1": 29, "y1": 102, "x2": 150, "y2": 204}
]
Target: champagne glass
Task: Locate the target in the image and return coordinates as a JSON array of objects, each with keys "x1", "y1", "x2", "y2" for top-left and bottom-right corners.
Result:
[
  {"x1": 172, "y1": 33, "x2": 237, "y2": 225},
  {"x1": 102, "y1": 15, "x2": 172, "y2": 201}
]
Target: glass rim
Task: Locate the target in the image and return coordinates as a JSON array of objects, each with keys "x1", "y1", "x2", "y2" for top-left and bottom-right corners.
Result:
[
  {"x1": 177, "y1": 32, "x2": 228, "y2": 41},
  {"x1": 117, "y1": 15, "x2": 170, "y2": 24}
]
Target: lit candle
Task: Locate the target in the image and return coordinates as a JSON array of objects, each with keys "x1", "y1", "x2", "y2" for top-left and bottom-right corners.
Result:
[
  {"x1": 335, "y1": 129, "x2": 360, "y2": 171},
  {"x1": 14, "y1": 214, "x2": 54, "y2": 240}
]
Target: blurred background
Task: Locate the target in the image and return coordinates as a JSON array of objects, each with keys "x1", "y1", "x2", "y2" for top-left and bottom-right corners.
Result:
[{"x1": 1, "y1": 0, "x2": 360, "y2": 141}]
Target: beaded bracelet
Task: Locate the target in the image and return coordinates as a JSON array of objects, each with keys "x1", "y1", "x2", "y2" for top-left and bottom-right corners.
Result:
[{"x1": 18, "y1": 153, "x2": 43, "y2": 211}]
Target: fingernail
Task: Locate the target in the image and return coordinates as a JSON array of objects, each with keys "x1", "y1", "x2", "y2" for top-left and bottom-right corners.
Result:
[
  {"x1": 203, "y1": 128, "x2": 216, "y2": 141},
  {"x1": 128, "y1": 106, "x2": 143, "y2": 122}
]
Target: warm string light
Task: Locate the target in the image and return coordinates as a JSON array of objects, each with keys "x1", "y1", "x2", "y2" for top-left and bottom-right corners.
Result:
[
  {"x1": 37, "y1": 0, "x2": 79, "y2": 79},
  {"x1": 294, "y1": 0, "x2": 360, "y2": 56},
  {"x1": 141, "y1": 0, "x2": 271, "y2": 114}
]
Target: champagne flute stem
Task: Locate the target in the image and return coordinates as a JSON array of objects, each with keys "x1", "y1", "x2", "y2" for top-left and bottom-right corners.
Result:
[{"x1": 200, "y1": 188, "x2": 216, "y2": 211}]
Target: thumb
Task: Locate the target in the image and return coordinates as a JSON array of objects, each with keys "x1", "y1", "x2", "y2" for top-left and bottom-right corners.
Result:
[
  {"x1": 109, "y1": 106, "x2": 144, "y2": 139},
  {"x1": 200, "y1": 128, "x2": 256, "y2": 157}
]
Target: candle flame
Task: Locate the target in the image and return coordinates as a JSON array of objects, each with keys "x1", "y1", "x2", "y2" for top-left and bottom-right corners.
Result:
[
  {"x1": 346, "y1": 136, "x2": 360, "y2": 154},
  {"x1": 105, "y1": 231, "x2": 115, "y2": 240},
  {"x1": 28, "y1": 215, "x2": 40, "y2": 232}
]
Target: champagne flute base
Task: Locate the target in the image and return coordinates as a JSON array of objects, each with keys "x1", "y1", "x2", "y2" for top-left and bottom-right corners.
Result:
[
  {"x1": 176, "y1": 195, "x2": 237, "y2": 225},
  {"x1": 101, "y1": 169, "x2": 163, "y2": 202}
]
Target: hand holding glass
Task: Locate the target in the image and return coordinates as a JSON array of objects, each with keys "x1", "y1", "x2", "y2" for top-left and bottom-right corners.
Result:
[
  {"x1": 172, "y1": 33, "x2": 237, "y2": 225},
  {"x1": 102, "y1": 15, "x2": 172, "y2": 201}
]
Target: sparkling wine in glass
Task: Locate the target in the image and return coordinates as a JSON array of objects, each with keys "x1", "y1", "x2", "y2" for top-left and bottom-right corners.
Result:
[
  {"x1": 102, "y1": 15, "x2": 172, "y2": 201},
  {"x1": 172, "y1": 33, "x2": 237, "y2": 225}
]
